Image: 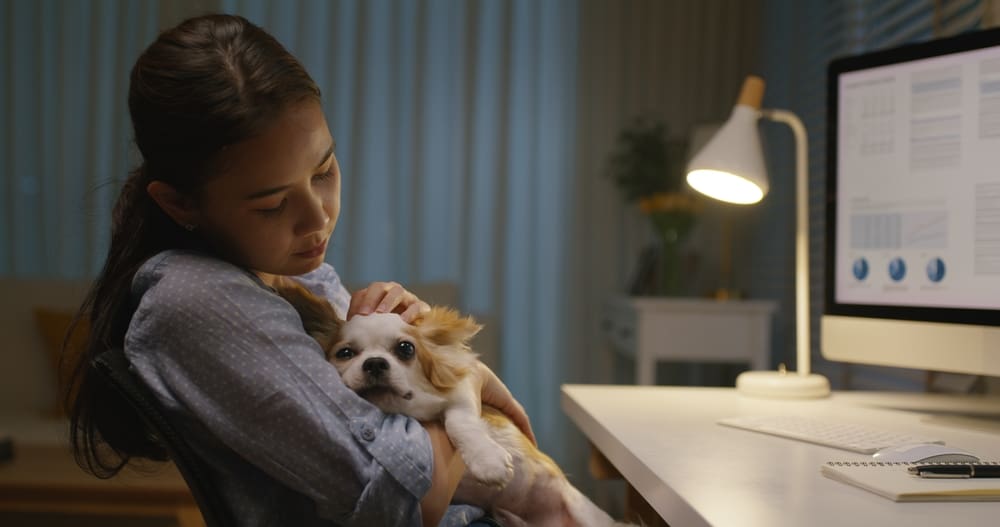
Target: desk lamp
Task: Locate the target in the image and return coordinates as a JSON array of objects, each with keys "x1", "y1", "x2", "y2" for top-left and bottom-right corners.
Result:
[{"x1": 685, "y1": 75, "x2": 830, "y2": 398}]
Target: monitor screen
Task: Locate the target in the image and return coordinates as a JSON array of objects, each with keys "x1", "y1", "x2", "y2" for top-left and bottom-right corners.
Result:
[{"x1": 823, "y1": 28, "x2": 1000, "y2": 378}]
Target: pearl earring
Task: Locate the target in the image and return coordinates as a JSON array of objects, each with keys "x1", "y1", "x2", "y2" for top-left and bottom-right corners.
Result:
[{"x1": 184, "y1": 224, "x2": 196, "y2": 232}]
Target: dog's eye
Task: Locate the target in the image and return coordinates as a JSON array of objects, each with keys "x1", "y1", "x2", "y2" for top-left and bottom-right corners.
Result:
[
  {"x1": 394, "y1": 341, "x2": 415, "y2": 360},
  {"x1": 334, "y1": 347, "x2": 355, "y2": 360}
]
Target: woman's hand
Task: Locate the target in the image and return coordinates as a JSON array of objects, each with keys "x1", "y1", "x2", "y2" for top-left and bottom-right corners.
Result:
[
  {"x1": 475, "y1": 362, "x2": 536, "y2": 445},
  {"x1": 348, "y1": 281, "x2": 430, "y2": 322},
  {"x1": 420, "y1": 421, "x2": 465, "y2": 526}
]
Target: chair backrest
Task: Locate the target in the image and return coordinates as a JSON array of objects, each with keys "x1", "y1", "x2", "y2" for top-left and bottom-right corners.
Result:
[{"x1": 92, "y1": 348, "x2": 236, "y2": 527}]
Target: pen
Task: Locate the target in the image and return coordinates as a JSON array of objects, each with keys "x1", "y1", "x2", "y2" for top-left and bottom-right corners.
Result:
[{"x1": 908, "y1": 464, "x2": 1000, "y2": 479}]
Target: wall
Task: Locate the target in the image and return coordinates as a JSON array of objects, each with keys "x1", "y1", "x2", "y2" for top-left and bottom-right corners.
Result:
[
  {"x1": 567, "y1": 0, "x2": 764, "y2": 386},
  {"x1": 565, "y1": 0, "x2": 764, "y2": 507},
  {"x1": 0, "y1": 279, "x2": 91, "y2": 417}
]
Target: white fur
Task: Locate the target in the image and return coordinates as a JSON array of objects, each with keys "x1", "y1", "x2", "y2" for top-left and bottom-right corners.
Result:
[
  {"x1": 442, "y1": 378, "x2": 516, "y2": 486},
  {"x1": 331, "y1": 313, "x2": 514, "y2": 485},
  {"x1": 329, "y1": 312, "x2": 634, "y2": 527},
  {"x1": 332, "y1": 314, "x2": 449, "y2": 419}
]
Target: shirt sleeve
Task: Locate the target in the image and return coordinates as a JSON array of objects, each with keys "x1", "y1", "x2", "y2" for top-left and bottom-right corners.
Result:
[
  {"x1": 125, "y1": 252, "x2": 431, "y2": 526},
  {"x1": 440, "y1": 505, "x2": 486, "y2": 526},
  {"x1": 293, "y1": 261, "x2": 352, "y2": 318}
]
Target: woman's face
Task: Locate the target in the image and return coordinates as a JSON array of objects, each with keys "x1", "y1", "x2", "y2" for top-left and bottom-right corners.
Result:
[{"x1": 195, "y1": 99, "x2": 340, "y2": 276}]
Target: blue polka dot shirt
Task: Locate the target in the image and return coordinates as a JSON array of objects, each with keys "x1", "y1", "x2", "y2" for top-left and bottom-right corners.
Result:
[{"x1": 124, "y1": 250, "x2": 482, "y2": 526}]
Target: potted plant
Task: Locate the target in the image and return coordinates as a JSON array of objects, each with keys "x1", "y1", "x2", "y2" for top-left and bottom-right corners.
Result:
[{"x1": 607, "y1": 118, "x2": 702, "y2": 295}]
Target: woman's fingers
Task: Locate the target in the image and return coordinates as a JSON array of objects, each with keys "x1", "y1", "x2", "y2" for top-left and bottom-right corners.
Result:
[
  {"x1": 347, "y1": 281, "x2": 429, "y2": 322},
  {"x1": 348, "y1": 282, "x2": 394, "y2": 317},
  {"x1": 373, "y1": 284, "x2": 406, "y2": 313},
  {"x1": 478, "y1": 363, "x2": 537, "y2": 445},
  {"x1": 399, "y1": 300, "x2": 432, "y2": 323}
]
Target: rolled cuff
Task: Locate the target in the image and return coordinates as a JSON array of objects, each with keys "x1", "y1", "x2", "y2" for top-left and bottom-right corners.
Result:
[{"x1": 342, "y1": 413, "x2": 433, "y2": 524}]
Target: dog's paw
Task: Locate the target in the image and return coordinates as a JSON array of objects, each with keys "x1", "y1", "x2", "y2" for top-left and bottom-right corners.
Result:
[{"x1": 464, "y1": 441, "x2": 514, "y2": 488}]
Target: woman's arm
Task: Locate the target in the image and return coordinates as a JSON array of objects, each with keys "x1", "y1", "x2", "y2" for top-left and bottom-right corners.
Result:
[
  {"x1": 127, "y1": 254, "x2": 434, "y2": 525},
  {"x1": 421, "y1": 422, "x2": 466, "y2": 526}
]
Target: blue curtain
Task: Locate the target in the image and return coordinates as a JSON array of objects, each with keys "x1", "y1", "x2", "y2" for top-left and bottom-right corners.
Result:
[
  {"x1": 218, "y1": 0, "x2": 580, "y2": 453},
  {"x1": 0, "y1": 0, "x2": 159, "y2": 277},
  {"x1": 221, "y1": 0, "x2": 579, "y2": 453},
  {"x1": 2, "y1": 0, "x2": 580, "y2": 458}
]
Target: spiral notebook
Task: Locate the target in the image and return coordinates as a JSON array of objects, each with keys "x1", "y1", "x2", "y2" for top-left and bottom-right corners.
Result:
[{"x1": 821, "y1": 461, "x2": 1000, "y2": 502}]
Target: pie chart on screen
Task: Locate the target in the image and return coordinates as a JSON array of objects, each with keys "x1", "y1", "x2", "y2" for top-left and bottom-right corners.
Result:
[
  {"x1": 888, "y1": 257, "x2": 906, "y2": 282},
  {"x1": 926, "y1": 257, "x2": 946, "y2": 283},
  {"x1": 852, "y1": 258, "x2": 869, "y2": 281}
]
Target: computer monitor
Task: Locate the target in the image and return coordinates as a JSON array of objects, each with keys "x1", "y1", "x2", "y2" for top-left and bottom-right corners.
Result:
[{"x1": 822, "y1": 27, "x2": 1000, "y2": 378}]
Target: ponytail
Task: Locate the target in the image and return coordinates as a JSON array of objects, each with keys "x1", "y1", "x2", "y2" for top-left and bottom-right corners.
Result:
[
  {"x1": 64, "y1": 14, "x2": 321, "y2": 477},
  {"x1": 65, "y1": 166, "x2": 192, "y2": 476}
]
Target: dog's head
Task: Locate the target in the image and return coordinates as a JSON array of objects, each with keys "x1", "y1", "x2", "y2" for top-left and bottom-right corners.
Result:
[
  {"x1": 330, "y1": 308, "x2": 481, "y2": 410},
  {"x1": 274, "y1": 279, "x2": 482, "y2": 415}
]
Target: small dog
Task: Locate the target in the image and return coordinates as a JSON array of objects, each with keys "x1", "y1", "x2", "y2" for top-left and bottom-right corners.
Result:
[{"x1": 276, "y1": 281, "x2": 631, "y2": 527}]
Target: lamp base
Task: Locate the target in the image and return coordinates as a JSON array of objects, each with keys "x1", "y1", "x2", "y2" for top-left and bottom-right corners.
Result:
[{"x1": 736, "y1": 369, "x2": 830, "y2": 399}]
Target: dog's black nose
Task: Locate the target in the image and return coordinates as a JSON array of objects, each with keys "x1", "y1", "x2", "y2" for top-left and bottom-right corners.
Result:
[{"x1": 363, "y1": 357, "x2": 390, "y2": 377}]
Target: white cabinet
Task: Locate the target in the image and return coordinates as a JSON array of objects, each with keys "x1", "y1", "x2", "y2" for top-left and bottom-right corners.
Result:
[{"x1": 602, "y1": 297, "x2": 778, "y2": 385}]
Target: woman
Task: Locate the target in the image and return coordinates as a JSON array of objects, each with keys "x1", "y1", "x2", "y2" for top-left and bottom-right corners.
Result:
[{"x1": 63, "y1": 13, "x2": 531, "y2": 527}]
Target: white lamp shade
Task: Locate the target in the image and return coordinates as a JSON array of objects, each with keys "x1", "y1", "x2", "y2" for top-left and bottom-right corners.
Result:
[{"x1": 686, "y1": 105, "x2": 769, "y2": 204}]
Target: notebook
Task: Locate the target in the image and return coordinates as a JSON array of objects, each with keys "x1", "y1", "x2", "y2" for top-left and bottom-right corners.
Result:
[{"x1": 821, "y1": 461, "x2": 1000, "y2": 502}]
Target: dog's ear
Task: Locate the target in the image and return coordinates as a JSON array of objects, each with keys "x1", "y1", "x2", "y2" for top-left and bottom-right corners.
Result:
[
  {"x1": 412, "y1": 307, "x2": 481, "y2": 392},
  {"x1": 272, "y1": 277, "x2": 343, "y2": 351},
  {"x1": 415, "y1": 307, "x2": 482, "y2": 347}
]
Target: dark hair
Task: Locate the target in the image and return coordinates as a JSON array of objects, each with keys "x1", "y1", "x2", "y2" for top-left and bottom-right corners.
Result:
[{"x1": 63, "y1": 13, "x2": 321, "y2": 477}]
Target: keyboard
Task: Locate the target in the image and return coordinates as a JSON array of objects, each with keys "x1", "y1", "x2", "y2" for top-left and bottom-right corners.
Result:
[{"x1": 717, "y1": 415, "x2": 946, "y2": 454}]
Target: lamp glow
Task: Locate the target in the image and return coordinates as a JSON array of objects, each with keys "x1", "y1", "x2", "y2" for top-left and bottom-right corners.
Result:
[
  {"x1": 686, "y1": 169, "x2": 764, "y2": 205},
  {"x1": 685, "y1": 75, "x2": 830, "y2": 399}
]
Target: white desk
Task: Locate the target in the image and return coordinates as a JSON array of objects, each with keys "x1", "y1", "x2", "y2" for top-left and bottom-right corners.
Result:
[
  {"x1": 602, "y1": 297, "x2": 777, "y2": 385},
  {"x1": 562, "y1": 384, "x2": 1000, "y2": 526}
]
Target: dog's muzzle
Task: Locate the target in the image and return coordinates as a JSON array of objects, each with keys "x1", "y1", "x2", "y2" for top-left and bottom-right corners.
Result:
[
  {"x1": 357, "y1": 357, "x2": 414, "y2": 400},
  {"x1": 363, "y1": 357, "x2": 390, "y2": 378}
]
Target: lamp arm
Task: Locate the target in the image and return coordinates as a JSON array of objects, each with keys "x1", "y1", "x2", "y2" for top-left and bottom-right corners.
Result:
[{"x1": 760, "y1": 108, "x2": 811, "y2": 377}]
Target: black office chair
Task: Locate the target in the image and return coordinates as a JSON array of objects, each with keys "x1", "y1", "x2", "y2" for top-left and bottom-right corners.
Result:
[{"x1": 92, "y1": 348, "x2": 236, "y2": 527}]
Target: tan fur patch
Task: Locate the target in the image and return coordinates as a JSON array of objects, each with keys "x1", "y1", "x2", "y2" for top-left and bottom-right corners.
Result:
[
  {"x1": 272, "y1": 277, "x2": 342, "y2": 352},
  {"x1": 410, "y1": 307, "x2": 482, "y2": 392},
  {"x1": 415, "y1": 307, "x2": 482, "y2": 346},
  {"x1": 482, "y1": 406, "x2": 563, "y2": 477}
]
